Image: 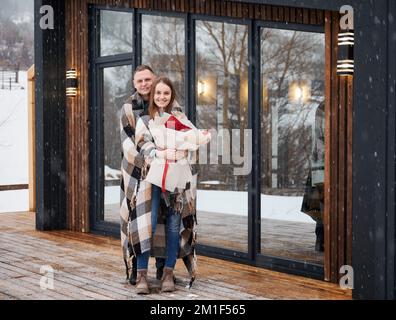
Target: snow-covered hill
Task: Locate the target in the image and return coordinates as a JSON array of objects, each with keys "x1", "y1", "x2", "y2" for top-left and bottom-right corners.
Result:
[{"x1": 0, "y1": 71, "x2": 28, "y2": 212}]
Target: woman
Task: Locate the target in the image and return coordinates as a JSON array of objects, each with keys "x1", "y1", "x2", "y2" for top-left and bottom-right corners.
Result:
[{"x1": 132, "y1": 77, "x2": 200, "y2": 294}]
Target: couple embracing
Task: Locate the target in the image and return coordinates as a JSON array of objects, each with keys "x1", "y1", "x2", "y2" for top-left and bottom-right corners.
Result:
[{"x1": 119, "y1": 65, "x2": 210, "y2": 294}]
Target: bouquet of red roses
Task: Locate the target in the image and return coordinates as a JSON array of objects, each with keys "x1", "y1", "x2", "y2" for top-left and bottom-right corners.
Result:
[{"x1": 145, "y1": 112, "x2": 211, "y2": 192}]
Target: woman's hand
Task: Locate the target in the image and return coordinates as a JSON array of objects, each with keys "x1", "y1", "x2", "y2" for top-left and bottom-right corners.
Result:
[{"x1": 156, "y1": 149, "x2": 187, "y2": 161}]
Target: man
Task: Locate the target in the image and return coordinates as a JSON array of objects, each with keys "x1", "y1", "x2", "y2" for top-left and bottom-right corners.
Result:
[
  {"x1": 120, "y1": 65, "x2": 183, "y2": 285},
  {"x1": 301, "y1": 102, "x2": 325, "y2": 252}
]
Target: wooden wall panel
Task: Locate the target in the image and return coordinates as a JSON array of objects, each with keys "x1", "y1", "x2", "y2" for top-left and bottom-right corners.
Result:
[
  {"x1": 323, "y1": 10, "x2": 332, "y2": 282},
  {"x1": 324, "y1": 11, "x2": 353, "y2": 282},
  {"x1": 28, "y1": 66, "x2": 36, "y2": 212},
  {"x1": 346, "y1": 77, "x2": 353, "y2": 267}
]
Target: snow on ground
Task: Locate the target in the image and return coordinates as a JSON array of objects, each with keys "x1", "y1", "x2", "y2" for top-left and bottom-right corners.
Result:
[
  {"x1": 0, "y1": 189, "x2": 29, "y2": 212},
  {"x1": 104, "y1": 186, "x2": 315, "y2": 223},
  {"x1": 0, "y1": 71, "x2": 29, "y2": 212},
  {"x1": 104, "y1": 165, "x2": 121, "y2": 180}
]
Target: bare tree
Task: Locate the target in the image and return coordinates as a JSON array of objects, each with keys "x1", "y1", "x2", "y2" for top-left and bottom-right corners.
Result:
[{"x1": 261, "y1": 29, "x2": 325, "y2": 192}]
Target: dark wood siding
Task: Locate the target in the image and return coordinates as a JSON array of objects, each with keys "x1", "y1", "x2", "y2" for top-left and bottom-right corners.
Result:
[
  {"x1": 324, "y1": 11, "x2": 353, "y2": 282},
  {"x1": 35, "y1": 0, "x2": 67, "y2": 231}
]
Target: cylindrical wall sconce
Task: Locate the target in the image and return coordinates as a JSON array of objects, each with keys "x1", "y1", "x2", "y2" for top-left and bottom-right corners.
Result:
[
  {"x1": 337, "y1": 31, "x2": 354, "y2": 76},
  {"x1": 66, "y1": 69, "x2": 78, "y2": 97}
]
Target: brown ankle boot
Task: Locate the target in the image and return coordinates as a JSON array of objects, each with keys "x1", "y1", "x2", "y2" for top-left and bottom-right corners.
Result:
[
  {"x1": 136, "y1": 270, "x2": 149, "y2": 294},
  {"x1": 161, "y1": 267, "x2": 175, "y2": 292}
]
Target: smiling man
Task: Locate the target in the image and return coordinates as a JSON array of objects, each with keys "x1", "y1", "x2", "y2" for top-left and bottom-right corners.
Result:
[{"x1": 119, "y1": 65, "x2": 166, "y2": 286}]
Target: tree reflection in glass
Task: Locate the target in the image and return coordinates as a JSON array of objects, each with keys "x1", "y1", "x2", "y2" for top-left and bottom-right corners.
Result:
[
  {"x1": 195, "y1": 20, "x2": 249, "y2": 252},
  {"x1": 100, "y1": 10, "x2": 132, "y2": 57},
  {"x1": 260, "y1": 28, "x2": 325, "y2": 264},
  {"x1": 142, "y1": 15, "x2": 185, "y2": 106}
]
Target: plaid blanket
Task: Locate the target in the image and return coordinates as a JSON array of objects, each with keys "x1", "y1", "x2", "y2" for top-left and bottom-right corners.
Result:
[{"x1": 120, "y1": 92, "x2": 197, "y2": 285}]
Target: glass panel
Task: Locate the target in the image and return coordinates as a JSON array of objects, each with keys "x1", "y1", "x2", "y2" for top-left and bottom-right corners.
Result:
[
  {"x1": 103, "y1": 65, "x2": 133, "y2": 223},
  {"x1": 195, "y1": 21, "x2": 249, "y2": 252},
  {"x1": 100, "y1": 10, "x2": 132, "y2": 57},
  {"x1": 260, "y1": 28, "x2": 325, "y2": 264},
  {"x1": 141, "y1": 15, "x2": 185, "y2": 106}
]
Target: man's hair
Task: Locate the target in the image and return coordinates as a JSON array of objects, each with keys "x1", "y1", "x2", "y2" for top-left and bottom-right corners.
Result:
[{"x1": 133, "y1": 65, "x2": 155, "y2": 78}]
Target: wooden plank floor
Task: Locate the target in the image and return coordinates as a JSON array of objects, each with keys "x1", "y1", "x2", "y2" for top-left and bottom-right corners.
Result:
[
  {"x1": 106, "y1": 204, "x2": 324, "y2": 264},
  {"x1": 0, "y1": 212, "x2": 351, "y2": 300}
]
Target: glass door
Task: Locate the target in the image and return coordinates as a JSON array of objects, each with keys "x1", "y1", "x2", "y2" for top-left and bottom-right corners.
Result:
[
  {"x1": 89, "y1": 7, "x2": 134, "y2": 232},
  {"x1": 195, "y1": 19, "x2": 250, "y2": 254},
  {"x1": 259, "y1": 25, "x2": 326, "y2": 266}
]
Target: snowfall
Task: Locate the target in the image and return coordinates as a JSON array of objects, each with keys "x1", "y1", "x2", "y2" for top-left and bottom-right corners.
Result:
[{"x1": 0, "y1": 71, "x2": 313, "y2": 223}]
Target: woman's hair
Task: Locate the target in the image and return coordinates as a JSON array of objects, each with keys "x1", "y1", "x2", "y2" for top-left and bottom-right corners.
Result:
[{"x1": 148, "y1": 77, "x2": 176, "y2": 119}]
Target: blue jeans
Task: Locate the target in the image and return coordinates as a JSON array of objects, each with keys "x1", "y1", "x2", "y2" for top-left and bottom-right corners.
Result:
[{"x1": 137, "y1": 185, "x2": 181, "y2": 270}]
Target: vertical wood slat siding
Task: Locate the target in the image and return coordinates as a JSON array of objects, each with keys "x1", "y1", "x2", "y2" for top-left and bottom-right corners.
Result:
[
  {"x1": 324, "y1": 10, "x2": 332, "y2": 282},
  {"x1": 330, "y1": 12, "x2": 339, "y2": 283},
  {"x1": 278, "y1": 6, "x2": 284, "y2": 22},
  {"x1": 65, "y1": 1, "x2": 351, "y2": 283},
  {"x1": 272, "y1": 6, "x2": 278, "y2": 22},
  {"x1": 253, "y1": 4, "x2": 259, "y2": 20},
  {"x1": 338, "y1": 75, "x2": 346, "y2": 273},
  {"x1": 324, "y1": 11, "x2": 353, "y2": 282},
  {"x1": 296, "y1": 7, "x2": 303, "y2": 23},
  {"x1": 215, "y1": 1, "x2": 220, "y2": 16},
  {"x1": 303, "y1": 8, "x2": 309, "y2": 24},
  {"x1": 346, "y1": 76, "x2": 353, "y2": 267},
  {"x1": 289, "y1": 7, "x2": 295, "y2": 23},
  {"x1": 284, "y1": 7, "x2": 290, "y2": 22},
  {"x1": 310, "y1": 8, "x2": 316, "y2": 25},
  {"x1": 65, "y1": 0, "x2": 71, "y2": 231}
]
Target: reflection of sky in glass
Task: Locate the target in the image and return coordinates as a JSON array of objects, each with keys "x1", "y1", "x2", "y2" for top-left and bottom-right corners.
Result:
[
  {"x1": 142, "y1": 15, "x2": 184, "y2": 56},
  {"x1": 100, "y1": 10, "x2": 132, "y2": 56}
]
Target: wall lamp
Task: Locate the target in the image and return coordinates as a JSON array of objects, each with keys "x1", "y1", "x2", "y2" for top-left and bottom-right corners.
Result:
[
  {"x1": 197, "y1": 80, "x2": 206, "y2": 96},
  {"x1": 289, "y1": 80, "x2": 311, "y2": 104},
  {"x1": 337, "y1": 31, "x2": 354, "y2": 76},
  {"x1": 66, "y1": 69, "x2": 78, "y2": 97}
]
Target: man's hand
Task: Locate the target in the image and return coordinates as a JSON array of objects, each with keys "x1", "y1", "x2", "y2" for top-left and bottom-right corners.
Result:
[{"x1": 175, "y1": 150, "x2": 188, "y2": 161}]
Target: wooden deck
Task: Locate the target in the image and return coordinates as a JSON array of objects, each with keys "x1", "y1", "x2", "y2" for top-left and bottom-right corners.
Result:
[
  {"x1": 106, "y1": 204, "x2": 324, "y2": 264},
  {"x1": 0, "y1": 212, "x2": 351, "y2": 300}
]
